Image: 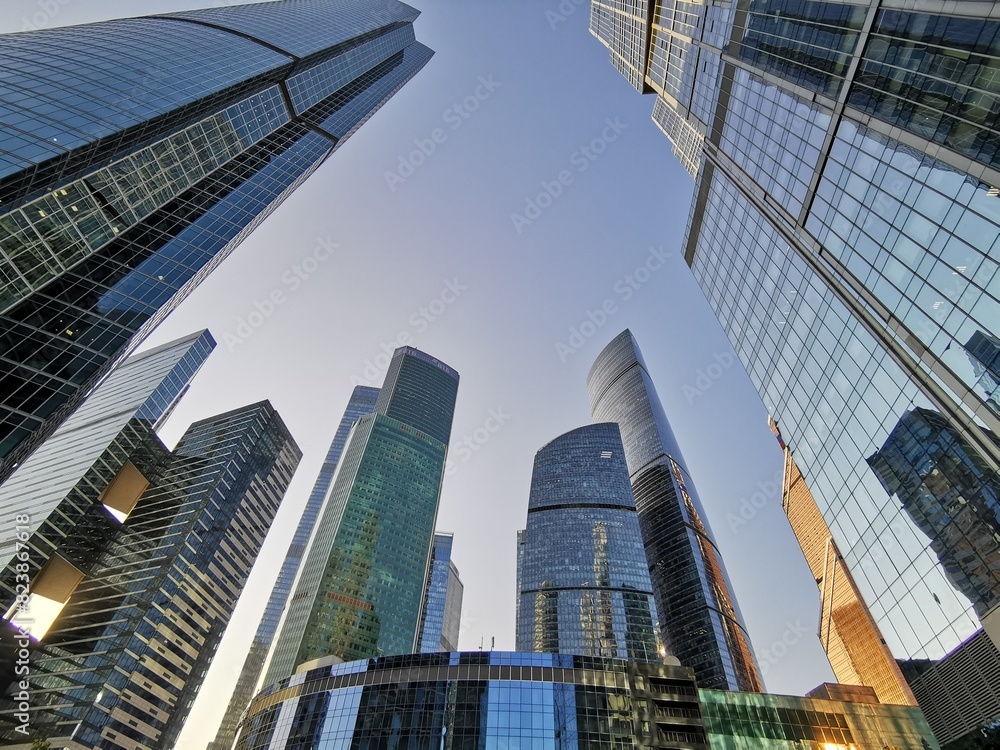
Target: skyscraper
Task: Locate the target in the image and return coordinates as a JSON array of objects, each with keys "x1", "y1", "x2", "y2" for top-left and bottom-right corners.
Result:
[
  {"x1": 263, "y1": 346, "x2": 458, "y2": 684},
  {"x1": 589, "y1": 0, "x2": 1000, "y2": 735},
  {"x1": 418, "y1": 532, "x2": 464, "y2": 654},
  {"x1": 0, "y1": 0, "x2": 433, "y2": 481},
  {"x1": 588, "y1": 331, "x2": 761, "y2": 691},
  {"x1": 209, "y1": 385, "x2": 379, "y2": 750},
  {"x1": 516, "y1": 422, "x2": 661, "y2": 662},
  {"x1": 966, "y1": 331, "x2": 1000, "y2": 416},
  {"x1": 779, "y1": 442, "x2": 916, "y2": 706},
  {"x1": 0, "y1": 396, "x2": 301, "y2": 747}
]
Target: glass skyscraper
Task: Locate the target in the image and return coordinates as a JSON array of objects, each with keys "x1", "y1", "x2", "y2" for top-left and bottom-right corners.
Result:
[
  {"x1": 0, "y1": 388, "x2": 300, "y2": 747},
  {"x1": 263, "y1": 346, "x2": 459, "y2": 684},
  {"x1": 209, "y1": 385, "x2": 379, "y2": 750},
  {"x1": 418, "y1": 532, "x2": 464, "y2": 654},
  {"x1": 0, "y1": 0, "x2": 433, "y2": 481},
  {"x1": 232, "y1": 652, "x2": 938, "y2": 750},
  {"x1": 588, "y1": 330, "x2": 761, "y2": 691},
  {"x1": 516, "y1": 422, "x2": 661, "y2": 663}
]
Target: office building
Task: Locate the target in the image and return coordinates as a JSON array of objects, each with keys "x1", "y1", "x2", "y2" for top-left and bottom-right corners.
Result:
[
  {"x1": 0, "y1": 0, "x2": 433, "y2": 480},
  {"x1": 232, "y1": 651, "x2": 938, "y2": 750},
  {"x1": 418, "y1": 532, "x2": 464, "y2": 654},
  {"x1": 590, "y1": 0, "x2": 1000, "y2": 737},
  {"x1": 263, "y1": 347, "x2": 458, "y2": 684},
  {"x1": 516, "y1": 422, "x2": 660, "y2": 662},
  {"x1": 779, "y1": 439, "x2": 915, "y2": 706},
  {"x1": 209, "y1": 385, "x2": 379, "y2": 750},
  {"x1": 0, "y1": 397, "x2": 300, "y2": 747},
  {"x1": 588, "y1": 330, "x2": 760, "y2": 691}
]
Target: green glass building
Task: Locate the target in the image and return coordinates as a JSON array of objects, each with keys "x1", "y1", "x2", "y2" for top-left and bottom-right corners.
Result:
[{"x1": 263, "y1": 347, "x2": 458, "y2": 685}]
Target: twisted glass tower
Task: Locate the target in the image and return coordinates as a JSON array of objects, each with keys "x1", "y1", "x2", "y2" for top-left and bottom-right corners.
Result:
[
  {"x1": 588, "y1": 330, "x2": 761, "y2": 691},
  {"x1": 209, "y1": 385, "x2": 379, "y2": 750},
  {"x1": 516, "y1": 422, "x2": 661, "y2": 662},
  {"x1": 0, "y1": 0, "x2": 432, "y2": 481},
  {"x1": 263, "y1": 347, "x2": 458, "y2": 684}
]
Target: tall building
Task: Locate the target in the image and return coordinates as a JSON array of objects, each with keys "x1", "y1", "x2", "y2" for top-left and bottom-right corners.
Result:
[
  {"x1": 232, "y1": 651, "x2": 939, "y2": 750},
  {"x1": 779, "y1": 442, "x2": 916, "y2": 706},
  {"x1": 588, "y1": 330, "x2": 761, "y2": 691},
  {"x1": 0, "y1": 330, "x2": 214, "y2": 571},
  {"x1": 209, "y1": 385, "x2": 379, "y2": 750},
  {"x1": 516, "y1": 422, "x2": 661, "y2": 662},
  {"x1": 966, "y1": 331, "x2": 1000, "y2": 415},
  {"x1": 418, "y1": 532, "x2": 464, "y2": 653},
  {"x1": 590, "y1": 0, "x2": 1000, "y2": 738},
  {"x1": 0, "y1": 0, "x2": 433, "y2": 481},
  {"x1": 0, "y1": 396, "x2": 301, "y2": 747},
  {"x1": 263, "y1": 346, "x2": 458, "y2": 684}
]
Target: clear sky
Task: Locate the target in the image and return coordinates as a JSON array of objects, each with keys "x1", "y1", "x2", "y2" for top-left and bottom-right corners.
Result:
[{"x1": 2, "y1": 1, "x2": 837, "y2": 746}]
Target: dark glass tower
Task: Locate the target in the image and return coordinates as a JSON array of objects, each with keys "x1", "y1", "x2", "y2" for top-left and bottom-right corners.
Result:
[
  {"x1": 516, "y1": 423, "x2": 661, "y2": 662},
  {"x1": 868, "y1": 407, "x2": 1000, "y2": 621},
  {"x1": 588, "y1": 331, "x2": 761, "y2": 691},
  {"x1": 209, "y1": 385, "x2": 379, "y2": 750},
  {"x1": 418, "y1": 532, "x2": 464, "y2": 653},
  {"x1": 0, "y1": 0, "x2": 432, "y2": 481},
  {"x1": 0, "y1": 395, "x2": 301, "y2": 747},
  {"x1": 263, "y1": 346, "x2": 458, "y2": 684}
]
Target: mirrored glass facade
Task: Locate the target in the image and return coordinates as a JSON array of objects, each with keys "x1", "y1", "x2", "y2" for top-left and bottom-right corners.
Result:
[
  {"x1": 588, "y1": 331, "x2": 761, "y2": 691},
  {"x1": 419, "y1": 532, "x2": 464, "y2": 654},
  {"x1": 264, "y1": 348, "x2": 458, "y2": 685},
  {"x1": 0, "y1": 0, "x2": 433, "y2": 481},
  {"x1": 0, "y1": 396, "x2": 301, "y2": 748},
  {"x1": 590, "y1": 0, "x2": 1000, "y2": 739},
  {"x1": 516, "y1": 423, "x2": 661, "y2": 663},
  {"x1": 210, "y1": 385, "x2": 380, "y2": 750},
  {"x1": 233, "y1": 651, "x2": 937, "y2": 750}
]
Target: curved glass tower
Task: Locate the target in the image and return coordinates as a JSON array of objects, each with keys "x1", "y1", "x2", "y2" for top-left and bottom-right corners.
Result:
[
  {"x1": 263, "y1": 347, "x2": 458, "y2": 684},
  {"x1": 588, "y1": 330, "x2": 761, "y2": 691},
  {"x1": 0, "y1": 0, "x2": 432, "y2": 481},
  {"x1": 516, "y1": 422, "x2": 660, "y2": 662}
]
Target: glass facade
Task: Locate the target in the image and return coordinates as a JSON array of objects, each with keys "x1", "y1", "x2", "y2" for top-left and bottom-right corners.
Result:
[
  {"x1": 0, "y1": 396, "x2": 301, "y2": 748},
  {"x1": 418, "y1": 532, "x2": 464, "y2": 654},
  {"x1": 590, "y1": 0, "x2": 1000, "y2": 738},
  {"x1": 780, "y1": 446, "x2": 916, "y2": 706},
  {"x1": 264, "y1": 347, "x2": 459, "y2": 685},
  {"x1": 210, "y1": 385, "x2": 380, "y2": 750},
  {"x1": 0, "y1": 330, "x2": 214, "y2": 571},
  {"x1": 516, "y1": 423, "x2": 661, "y2": 663},
  {"x1": 232, "y1": 651, "x2": 937, "y2": 750},
  {"x1": 588, "y1": 331, "x2": 761, "y2": 692},
  {"x1": 0, "y1": 0, "x2": 433, "y2": 482}
]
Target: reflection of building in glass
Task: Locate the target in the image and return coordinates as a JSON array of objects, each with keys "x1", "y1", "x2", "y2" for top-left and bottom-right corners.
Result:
[
  {"x1": 898, "y1": 629, "x2": 1000, "y2": 745},
  {"x1": 868, "y1": 407, "x2": 1000, "y2": 620},
  {"x1": 419, "y1": 532, "x2": 464, "y2": 653},
  {"x1": 0, "y1": 339, "x2": 300, "y2": 747},
  {"x1": 588, "y1": 331, "x2": 760, "y2": 690},
  {"x1": 209, "y1": 385, "x2": 379, "y2": 750},
  {"x1": 0, "y1": 0, "x2": 433, "y2": 482},
  {"x1": 516, "y1": 423, "x2": 660, "y2": 662},
  {"x1": 263, "y1": 347, "x2": 458, "y2": 684},
  {"x1": 967, "y1": 331, "x2": 1000, "y2": 416},
  {"x1": 587, "y1": 0, "x2": 1000, "y2": 714},
  {"x1": 780, "y1": 445, "x2": 916, "y2": 705},
  {"x1": 233, "y1": 651, "x2": 939, "y2": 750}
]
